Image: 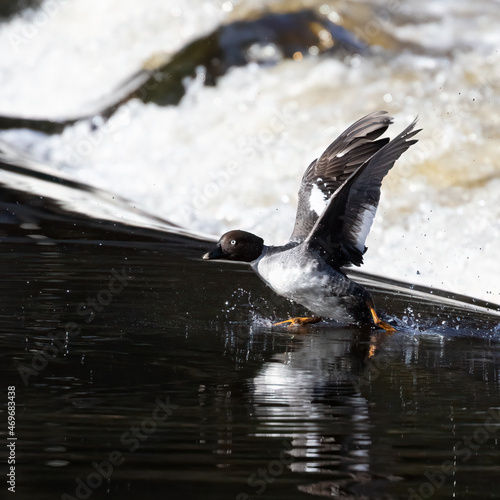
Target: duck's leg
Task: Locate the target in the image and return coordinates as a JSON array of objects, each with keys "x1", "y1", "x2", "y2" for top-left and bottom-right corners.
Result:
[
  {"x1": 367, "y1": 302, "x2": 396, "y2": 332},
  {"x1": 273, "y1": 316, "x2": 322, "y2": 326}
]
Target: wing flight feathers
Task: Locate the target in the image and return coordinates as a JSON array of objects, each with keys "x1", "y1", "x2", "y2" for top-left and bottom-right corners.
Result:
[
  {"x1": 305, "y1": 117, "x2": 420, "y2": 268},
  {"x1": 290, "y1": 111, "x2": 394, "y2": 242}
]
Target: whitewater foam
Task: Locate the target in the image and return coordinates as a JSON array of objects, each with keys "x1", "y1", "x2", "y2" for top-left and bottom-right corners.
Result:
[{"x1": 0, "y1": 0, "x2": 499, "y2": 304}]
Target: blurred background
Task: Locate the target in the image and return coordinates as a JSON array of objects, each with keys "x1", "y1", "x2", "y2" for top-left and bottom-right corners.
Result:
[
  {"x1": 0, "y1": 0, "x2": 499, "y2": 302},
  {"x1": 2, "y1": 4, "x2": 500, "y2": 500}
]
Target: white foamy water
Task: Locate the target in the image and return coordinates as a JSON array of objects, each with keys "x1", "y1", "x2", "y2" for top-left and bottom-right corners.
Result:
[{"x1": 0, "y1": 0, "x2": 499, "y2": 304}]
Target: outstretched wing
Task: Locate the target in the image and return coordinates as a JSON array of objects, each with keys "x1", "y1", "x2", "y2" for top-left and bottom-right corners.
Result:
[
  {"x1": 306, "y1": 118, "x2": 420, "y2": 268},
  {"x1": 290, "y1": 111, "x2": 393, "y2": 243}
]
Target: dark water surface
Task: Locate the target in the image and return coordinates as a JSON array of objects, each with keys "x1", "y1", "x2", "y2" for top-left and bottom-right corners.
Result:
[{"x1": 2, "y1": 185, "x2": 500, "y2": 500}]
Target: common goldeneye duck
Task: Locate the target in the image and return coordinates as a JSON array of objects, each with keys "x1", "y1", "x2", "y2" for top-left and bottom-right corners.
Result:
[{"x1": 203, "y1": 111, "x2": 420, "y2": 330}]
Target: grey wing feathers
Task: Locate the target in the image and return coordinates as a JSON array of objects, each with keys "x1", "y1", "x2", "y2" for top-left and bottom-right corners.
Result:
[
  {"x1": 290, "y1": 111, "x2": 393, "y2": 242},
  {"x1": 306, "y1": 117, "x2": 420, "y2": 268}
]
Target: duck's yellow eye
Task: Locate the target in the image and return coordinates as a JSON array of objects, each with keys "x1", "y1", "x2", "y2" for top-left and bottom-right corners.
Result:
[{"x1": 230, "y1": 240, "x2": 236, "y2": 245}]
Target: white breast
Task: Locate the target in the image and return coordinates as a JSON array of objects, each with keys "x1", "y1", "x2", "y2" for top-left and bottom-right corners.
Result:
[
  {"x1": 253, "y1": 246, "x2": 321, "y2": 294},
  {"x1": 252, "y1": 246, "x2": 355, "y2": 322}
]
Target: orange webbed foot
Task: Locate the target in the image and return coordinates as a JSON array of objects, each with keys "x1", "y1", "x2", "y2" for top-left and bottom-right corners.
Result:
[
  {"x1": 369, "y1": 305, "x2": 396, "y2": 332},
  {"x1": 273, "y1": 316, "x2": 322, "y2": 327}
]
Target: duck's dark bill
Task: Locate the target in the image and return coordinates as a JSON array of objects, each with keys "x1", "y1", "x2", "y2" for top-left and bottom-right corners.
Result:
[{"x1": 203, "y1": 245, "x2": 224, "y2": 260}]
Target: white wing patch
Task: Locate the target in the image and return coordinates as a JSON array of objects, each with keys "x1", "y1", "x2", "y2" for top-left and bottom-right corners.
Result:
[
  {"x1": 355, "y1": 204, "x2": 377, "y2": 251},
  {"x1": 309, "y1": 183, "x2": 329, "y2": 216}
]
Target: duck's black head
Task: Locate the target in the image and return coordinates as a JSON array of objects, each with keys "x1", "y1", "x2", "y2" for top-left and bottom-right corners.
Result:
[{"x1": 203, "y1": 230, "x2": 264, "y2": 262}]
